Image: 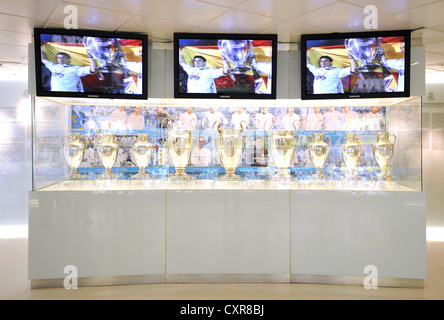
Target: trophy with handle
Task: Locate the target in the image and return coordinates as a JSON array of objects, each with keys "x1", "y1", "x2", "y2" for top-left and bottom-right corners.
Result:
[
  {"x1": 308, "y1": 132, "x2": 331, "y2": 178},
  {"x1": 345, "y1": 37, "x2": 379, "y2": 73},
  {"x1": 131, "y1": 133, "x2": 152, "y2": 178},
  {"x1": 216, "y1": 121, "x2": 245, "y2": 180},
  {"x1": 165, "y1": 120, "x2": 193, "y2": 180},
  {"x1": 96, "y1": 133, "x2": 119, "y2": 179},
  {"x1": 61, "y1": 132, "x2": 89, "y2": 178},
  {"x1": 370, "y1": 131, "x2": 396, "y2": 179},
  {"x1": 268, "y1": 119, "x2": 301, "y2": 180}
]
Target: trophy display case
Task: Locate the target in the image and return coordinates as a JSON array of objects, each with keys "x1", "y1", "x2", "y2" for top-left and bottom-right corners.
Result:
[
  {"x1": 29, "y1": 96, "x2": 425, "y2": 288},
  {"x1": 31, "y1": 96, "x2": 422, "y2": 192}
]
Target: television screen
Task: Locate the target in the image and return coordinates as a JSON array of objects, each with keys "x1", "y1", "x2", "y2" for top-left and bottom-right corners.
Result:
[
  {"x1": 301, "y1": 30, "x2": 411, "y2": 100},
  {"x1": 34, "y1": 28, "x2": 148, "y2": 100},
  {"x1": 174, "y1": 33, "x2": 277, "y2": 99}
]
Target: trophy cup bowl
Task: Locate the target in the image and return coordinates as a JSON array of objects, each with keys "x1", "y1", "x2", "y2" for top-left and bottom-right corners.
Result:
[
  {"x1": 342, "y1": 133, "x2": 362, "y2": 170},
  {"x1": 96, "y1": 133, "x2": 118, "y2": 179},
  {"x1": 217, "y1": 127, "x2": 244, "y2": 180},
  {"x1": 62, "y1": 132, "x2": 88, "y2": 178},
  {"x1": 167, "y1": 129, "x2": 192, "y2": 180},
  {"x1": 371, "y1": 132, "x2": 396, "y2": 179},
  {"x1": 131, "y1": 133, "x2": 152, "y2": 178},
  {"x1": 269, "y1": 130, "x2": 298, "y2": 180},
  {"x1": 345, "y1": 37, "x2": 378, "y2": 72},
  {"x1": 309, "y1": 133, "x2": 330, "y2": 178},
  {"x1": 217, "y1": 39, "x2": 252, "y2": 74}
]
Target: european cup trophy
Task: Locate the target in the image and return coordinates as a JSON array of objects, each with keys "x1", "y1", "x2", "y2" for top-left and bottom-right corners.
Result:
[
  {"x1": 216, "y1": 122, "x2": 244, "y2": 180},
  {"x1": 131, "y1": 133, "x2": 152, "y2": 178},
  {"x1": 218, "y1": 40, "x2": 254, "y2": 74},
  {"x1": 371, "y1": 132, "x2": 396, "y2": 179},
  {"x1": 268, "y1": 120, "x2": 301, "y2": 180},
  {"x1": 166, "y1": 123, "x2": 192, "y2": 180},
  {"x1": 345, "y1": 37, "x2": 379, "y2": 72},
  {"x1": 61, "y1": 132, "x2": 89, "y2": 178},
  {"x1": 341, "y1": 133, "x2": 362, "y2": 175},
  {"x1": 308, "y1": 132, "x2": 331, "y2": 178},
  {"x1": 96, "y1": 133, "x2": 119, "y2": 179},
  {"x1": 83, "y1": 37, "x2": 130, "y2": 92}
]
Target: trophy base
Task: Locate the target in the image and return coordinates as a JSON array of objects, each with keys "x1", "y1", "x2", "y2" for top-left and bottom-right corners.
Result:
[
  {"x1": 131, "y1": 173, "x2": 151, "y2": 179},
  {"x1": 169, "y1": 167, "x2": 190, "y2": 181},
  {"x1": 98, "y1": 170, "x2": 116, "y2": 179},
  {"x1": 219, "y1": 174, "x2": 241, "y2": 181},
  {"x1": 271, "y1": 170, "x2": 294, "y2": 181},
  {"x1": 66, "y1": 173, "x2": 84, "y2": 179}
]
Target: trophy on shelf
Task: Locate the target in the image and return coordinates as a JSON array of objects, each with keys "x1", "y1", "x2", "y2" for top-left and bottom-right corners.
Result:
[
  {"x1": 341, "y1": 133, "x2": 362, "y2": 174},
  {"x1": 268, "y1": 120, "x2": 301, "y2": 180},
  {"x1": 164, "y1": 119, "x2": 193, "y2": 180},
  {"x1": 217, "y1": 39, "x2": 253, "y2": 74},
  {"x1": 216, "y1": 121, "x2": 245, "y2": 180},
  {"x1": 96, "y1": 133, "x2": 119, "y2": 179},
  {"x1": 308, "y1": 132, "x2": 331, "y2": 178},
  {"x1": 344, "y1": 37, "x2": 379, "y2": 73},
  {"x1": 371, "y1": 131, "x2": 396, "y2": 179},
  {"x1": 131, "y1": 133, "x2": 152, "y2": 178},
  {"x1": 61, "y1": 132, "x2": 89, "y2": 178}
]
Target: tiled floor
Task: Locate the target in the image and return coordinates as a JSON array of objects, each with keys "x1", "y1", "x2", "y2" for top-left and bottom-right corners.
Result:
[{"x1": 1, "y1": 238, "x2": 444, "y2": 300}]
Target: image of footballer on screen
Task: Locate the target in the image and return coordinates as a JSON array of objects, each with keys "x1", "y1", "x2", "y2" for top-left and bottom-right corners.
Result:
[
  {"x1": 305, "y1": 36, "x2": 405, "y2": 95},
  {"x1": 40, "y1": 34, "x2": 143, "y2": 95},
  {"x1": 178, "y1": 39, "x2": 273, "y2": 95}
]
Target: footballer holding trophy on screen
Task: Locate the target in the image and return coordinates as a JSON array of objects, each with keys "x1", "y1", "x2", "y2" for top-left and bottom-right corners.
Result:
[{"x1": 83, "y1": 37, "x2": 133, "y2": 94}]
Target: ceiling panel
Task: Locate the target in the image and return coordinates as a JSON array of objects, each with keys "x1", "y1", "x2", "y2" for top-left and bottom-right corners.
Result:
[
  {"x1": 0, "y1": 0, "x2": 59, "y2": 21},
  {"x1": 342, "y1": 0, "x2": 438, "y2": 16},
  {"x1": 48, "y1": 3, "x2": 134, "y2": 31},
  {"x1": 393, "y1": 1, "x2": 444, "y2": 29},
  {"x1": 198, "y1": 9, "x2": 286, "y2": 34},
  {"x1": 138, "y1": 0, "x2": 231, "y2": 27},
  {"x1": 291, "y1": 2, "x2": 380, "y2": 32},
  {"x1": 236, "y1": 0, "x2": 338, "y2": 20},
  {"x1": 65, "y1": 0, "x2": 157, "y2": 15}
]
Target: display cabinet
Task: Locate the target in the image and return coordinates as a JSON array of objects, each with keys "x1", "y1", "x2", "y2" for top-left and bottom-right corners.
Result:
[
  {"x1": 29, "y1": 96, "x2": 425, "y2": 288},
  {"x1": 31, "y1": 96, "x2": 422, "y2": 192}
]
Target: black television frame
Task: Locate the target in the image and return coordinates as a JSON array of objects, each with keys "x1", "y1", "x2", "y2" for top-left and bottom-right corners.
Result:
[
  {"x1": 34, "y1": 27, "x2": 148, "y2": 100},
  {"x1": 300, "y1": 29, "x2": 411, "y2": 100},
  {"x1": 174, "y1": 32, "x2": 278, "y2": 99}
]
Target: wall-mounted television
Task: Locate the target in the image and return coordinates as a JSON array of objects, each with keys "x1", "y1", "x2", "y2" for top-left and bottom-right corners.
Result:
[
  {"x1": 34, "y1": 27, "x2": 148, "y2": 100},
  {"x1": 301, "y1": 29, "x2": 411, "y2": 100},
  {"x1": 174, "y1": 33, "x2": 277, "y2": 99}
]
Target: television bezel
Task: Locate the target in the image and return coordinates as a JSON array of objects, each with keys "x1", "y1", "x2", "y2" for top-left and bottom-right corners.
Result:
[
  {"x1": 173, "y1": 32, "x2": 278, "y2": 100},
  {"x1": 300, "y1": 29, "x2": 411, "y2": 100},
  {"x1": 33, "y1": 27, "x2": 148, "y2": 100}
]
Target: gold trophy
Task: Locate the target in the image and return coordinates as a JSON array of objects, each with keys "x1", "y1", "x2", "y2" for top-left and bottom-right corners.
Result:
[
  {"x1": 308, "y1": 132, "x2": 331, "y2": 178},
  {"x1": 96, "y1": 133, "x2": 119, "y2": 179},
  {"x1": 216, "y1": 122, "x2": 245, "y2": 180},
  {"x1": 342, "y1": 133, "x2": 362, "y2": 172},
  {"x1": 166, "y1": 123, "x2": 192, "y2": 180},
  {"x1": 268, "y1": 120, "x2": 301, "y2": 180},
  {"x1": 371, "y1": 131, "x2": 396, "y2": 179},
  {"x1": 131, "y1": 133, "x2": 152, "y2": 178},
  {"x1": 61, "y1": 132, "x2": 88, "y2": 178}
]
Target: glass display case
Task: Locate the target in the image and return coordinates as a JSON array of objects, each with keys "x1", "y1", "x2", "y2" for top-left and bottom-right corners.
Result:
[{"x1": 31, "y1": 96, "x2": 422, "y2": 192}]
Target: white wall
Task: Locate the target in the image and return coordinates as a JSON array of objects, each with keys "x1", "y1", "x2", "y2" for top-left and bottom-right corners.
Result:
[{"x1": 0, "y1": 80, "x2": 31, "y2": 227}]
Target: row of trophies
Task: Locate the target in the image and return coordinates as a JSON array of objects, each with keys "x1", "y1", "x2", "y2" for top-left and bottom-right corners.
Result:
[{"x1": 63, "y1": 121, "x2": 396, "y2": 181}]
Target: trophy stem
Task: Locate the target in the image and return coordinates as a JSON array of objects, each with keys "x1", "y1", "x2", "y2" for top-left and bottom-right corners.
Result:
[
  {"x1": 67, "y1": 167, "x2": 82, "y2": 178},
  {"x1": 220, "y1": 169, "x2": 241, "y2": 180},
  {"x1": 273, "y1": 168, "x2": 292, "y2": 180},
  {"x1": 315, "y1": 167, "x2": 326, "y2": 178},
  {"x1": 100, "y1": 167, "x2": 116, "y2": 179},
  {"x1": 170, "y1": 167, "x2": 190, "y2": 180}
]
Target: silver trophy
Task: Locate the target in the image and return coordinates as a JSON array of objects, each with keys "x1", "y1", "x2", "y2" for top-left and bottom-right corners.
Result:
[
  {"x1": 218, "y1": 39, "x2": 253, "y2": 74},
  {"x1": 345, "y1": 37, "x2": 379, "y2": 72},
  {"x1": 83, "y1": 37, "x2": 130, "y2": 91}
]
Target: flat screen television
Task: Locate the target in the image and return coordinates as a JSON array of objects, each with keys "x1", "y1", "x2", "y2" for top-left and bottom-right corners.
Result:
[
  {"x1": 174, "y1": 33, "x2": 277, "y2": 99},
  {"x1": 34, "y1": 27, "x2": 148, "y2": 100},
  {"x1": 301, "y1": 29, "x2": 411, "y2": 100}
]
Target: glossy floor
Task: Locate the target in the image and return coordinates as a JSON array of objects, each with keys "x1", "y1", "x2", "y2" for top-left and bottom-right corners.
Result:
[{"x1": 1, "y1": 238, "x2": 444, "y2": 300}]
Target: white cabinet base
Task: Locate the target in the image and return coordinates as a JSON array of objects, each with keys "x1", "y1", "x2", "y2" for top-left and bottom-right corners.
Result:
[{"x1": 28, "y1": 189, "x2": 426, "y2": 288}]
